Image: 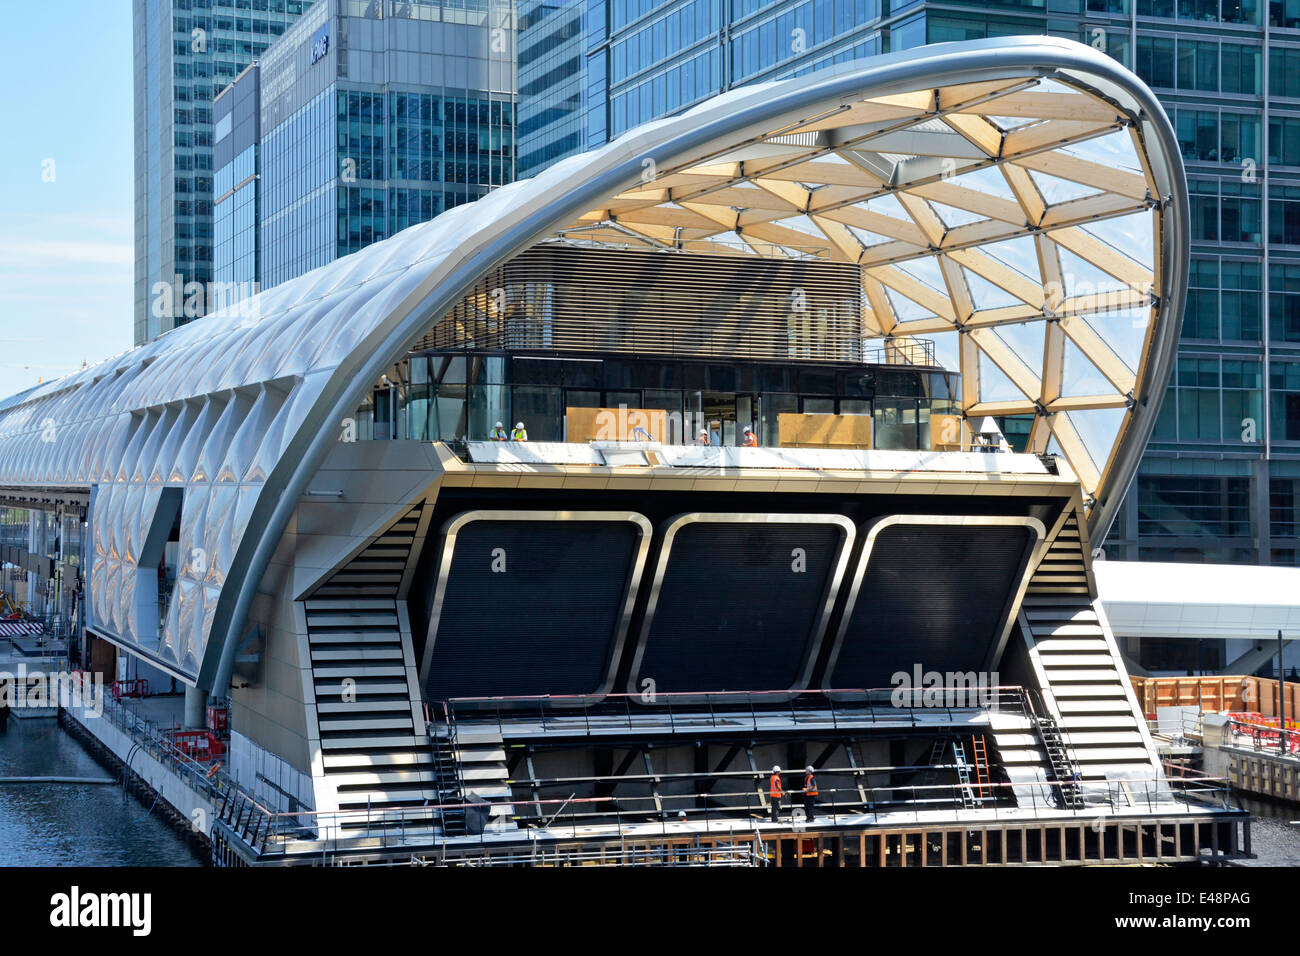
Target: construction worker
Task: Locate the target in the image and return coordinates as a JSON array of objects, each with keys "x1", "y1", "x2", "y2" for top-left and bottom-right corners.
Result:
[
  {"x1": 769, "y1": 765, "x2": 784, "y2": 823},
  {"x1": 741, "y1": 424, "x2": 758, "y2": 447},
  {"x1": 489, "y1": 421, "x2": 508, "y2": 441},
  {"x1": 695, "y1": 429, "x2": 709, "y2": 445},
  {"x1": 803, "y1": 765, "x2": 818, "y2": 823},
  {"x1": 510, "y1": 421, "x2": 528, "y2": 441}
]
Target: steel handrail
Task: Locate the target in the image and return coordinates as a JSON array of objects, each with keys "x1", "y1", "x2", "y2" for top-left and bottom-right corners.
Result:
[{"x1": 245, "y1": 771, "x2": 1236, "y2": 849}]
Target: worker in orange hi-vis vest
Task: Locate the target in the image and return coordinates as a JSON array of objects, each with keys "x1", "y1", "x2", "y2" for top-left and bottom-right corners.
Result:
[
  {"x1": 803, "y1": 765, "x2": 819, "y2": 823},
  {"x1": 741, "y1": 424, "x2": 758, "y2": 446},
  {"x1": 768, "y1": 765, "x2": 785, "y2": 823}
]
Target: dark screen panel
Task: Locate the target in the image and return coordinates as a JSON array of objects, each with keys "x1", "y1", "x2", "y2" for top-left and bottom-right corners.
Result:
[
  {"x1": 828, "y1": 524, "x2": 1034, "y2": 689},
  {"x1": 634, "y1": 521, "x2": 844, "y2": 693},
  {"x1": 424, "y1": 518, "x2": 640, "y2": 700}
]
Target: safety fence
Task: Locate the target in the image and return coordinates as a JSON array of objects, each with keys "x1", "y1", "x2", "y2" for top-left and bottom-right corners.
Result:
[
  {"x1": 1226, "y1": 714, "x2": 1300, "y2": 756},
  {"x1": 216, "y1": 761, "x2": 1239, "y2": 864},
  {"x1": 64, "y1": 671, "x2": 233, "y2": 805}
]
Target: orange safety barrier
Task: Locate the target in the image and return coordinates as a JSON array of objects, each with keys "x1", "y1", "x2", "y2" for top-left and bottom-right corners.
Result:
[
  {"x1": 165, "y1": 729, "x2": 211, "y2": 761},
  {"x1": 1227, "y1": 711, "x2": 1300, "y2": 753},
  {"x1": 110, "y1": 678, "x2": 149, "y2": 701}
]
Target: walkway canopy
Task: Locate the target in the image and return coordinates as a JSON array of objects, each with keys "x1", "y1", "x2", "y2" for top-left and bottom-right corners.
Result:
[{"x1": 0, "y1": 37, "x2": 1186, "y2": 687}]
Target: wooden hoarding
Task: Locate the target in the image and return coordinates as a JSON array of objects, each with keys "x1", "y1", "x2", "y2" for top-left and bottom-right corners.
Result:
[{"x1": 776, "y1": 413, "x2": 871, "y2": 449}]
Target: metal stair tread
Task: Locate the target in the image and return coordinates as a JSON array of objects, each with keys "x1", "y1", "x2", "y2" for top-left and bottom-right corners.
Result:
[
  {"x1": 316, "y1": 700, "x2": 414, "y2": 714},
  {"x1": 306, "y1": 598, "x2": 396, "y2": 611},
  {"x1": 1036, "y1": 668, "x2": 1128, "y2": 682},
  {"x1": 320, "y1": 734, "x2": 422, "y2": 750},
  {"x1": 312, "y1": 664, "x2": 407, "y2": 678},
  {"x1": 318, "y1": 716, "x2": 414, "y2": 731},
  {"x1": 310, "y1": 647, "x2": 405, "y2": 662},
  {"x1": 1048, "y1": 684, "x2": 1129, "y2": 697}
]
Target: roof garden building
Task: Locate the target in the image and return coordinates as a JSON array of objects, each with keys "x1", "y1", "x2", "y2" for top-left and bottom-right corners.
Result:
[{"x1": 1, "y1": 39, "x2": 1248, "y2": 865}]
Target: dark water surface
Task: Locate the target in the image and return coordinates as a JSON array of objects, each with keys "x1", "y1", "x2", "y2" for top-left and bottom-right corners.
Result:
[
  {"x1": 0, "y1": 717, "x2": 203, "y2": 866},
  {"x1": 1233, "y1": 794, "x2": 1300, "y2": 866}
]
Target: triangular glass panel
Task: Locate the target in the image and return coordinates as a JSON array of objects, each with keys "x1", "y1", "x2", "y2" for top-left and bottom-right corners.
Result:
[
  {"x1": 978, "y1": 348, "x2": 1029, "y2": 403},
  {"x1": 1068, "y1": 407, "x2": 1126, "y2": 476},
  {"x1": 1028, "y1": 169, "x2": 1102, "y2": 204},
  {"x1": 846, "y1": 225, "x2": 896, "y2": 247},
  {"x1": 994, "y1": 320, "x2": 1047, "y2": 372},
  {"x1": 981, "y1": 235, "x2": 1042, "y2": 283},
  {"x1": 1058, "y1": 246, "x2": 1131, "y2": 296},
  {"x1": 1060, "y1": 128, "x2": 1143, "y2": 175},
  {"x1": 930, "y1": 201, "x2": 987, "y2": 229},
  {"x1": 963, "y1": 267, "x2": 1024, "y2": 310},
  {"x1": 926, "y1": 329, "x2": 961, "y2": 376},
  {"x1": 1061, "y1": 337, "x2": 1118, "y2": 397},
  {"x1": 949, "y1": 164, "x2": 1019, "y2": 200},
  {"x1": 861, "y1": 193, "x2": 914, "y2": 222},
  {"x1": 883, "y1": 286, "x2": 938, "y2": 322},
  {"x1": 1079, "y1": 308, "x2": 1147, "y2": 377},
  {"x1": 987, "y1": 115, "x2": 1042, "y2": 131},
  {"x1": 894, "y1": 255, "x2": 948, "y2": 295},
  {"x1": 1080, "y1": 212, "x2": 1155, "y2": 271}
]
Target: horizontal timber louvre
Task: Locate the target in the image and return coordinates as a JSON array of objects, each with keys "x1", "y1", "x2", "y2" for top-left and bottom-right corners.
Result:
[{"x1": 419, "y1": 243, "x2": 866, "y2": 362}]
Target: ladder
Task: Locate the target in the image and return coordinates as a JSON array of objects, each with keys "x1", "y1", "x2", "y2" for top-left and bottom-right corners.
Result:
[
  {"x1": 971, "y1": 735, "x2": 991, "y2": 801},
  {"x1": 430, "y1": 727, "x2": 467, "y2": 836},
  {"x1": 952, "y1": 740, "x2": 980, "y2": 808},
  {"x1": 918, "y1": 737, "x2": 948, "y2": 791},
  {"x1": 1035, "y1": 714, "x2": 1086, "y2": 809}
]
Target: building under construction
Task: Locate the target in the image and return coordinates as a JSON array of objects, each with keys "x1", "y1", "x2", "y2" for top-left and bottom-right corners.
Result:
[{"x1": 0, "y1": 37, "x2": 1248, "y2": 865}]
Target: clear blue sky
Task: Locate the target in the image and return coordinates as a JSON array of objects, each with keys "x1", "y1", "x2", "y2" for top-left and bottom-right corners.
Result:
[{"x1": 0, "y1": 1, "x2": 134, "y2": 398}]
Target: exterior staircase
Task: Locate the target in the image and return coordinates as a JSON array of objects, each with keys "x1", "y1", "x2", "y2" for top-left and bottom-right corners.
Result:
[
  {"x1": 443, "y1": 726, "x2": 515, "y2": 832},
  {"x1": 1017, "y1": 512, "x2": 1164, "y2": 798},
  {"x1": 301, "y1": 501, "x2": 466, "y2": 834},
  {"x1": 306, "y1": 597, "x2": 438, "y2": 829}
]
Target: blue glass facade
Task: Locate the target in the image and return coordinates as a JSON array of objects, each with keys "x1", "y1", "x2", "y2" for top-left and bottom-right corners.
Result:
[
  {"x1": 214, "y1": 63, "x2": 262, "y2": 295},
  {"x1": 214, "y1": 144, "x2": 260, "y2": 288},
  {"x1": 261, "y1": 88, "x2": 338, "y2": 288},
  {"x1": 518, "y1": 0, "x2": 587, "y2": 177},
  {"x1": 133, "y1": 0, "x2": 314, "y2": 344},
  {"x1": 253, "y1": 0, "x2": 516, "y2": 289},
  {"x1": 514, "y1": 0, "x2": 1300, "y2": 567}
]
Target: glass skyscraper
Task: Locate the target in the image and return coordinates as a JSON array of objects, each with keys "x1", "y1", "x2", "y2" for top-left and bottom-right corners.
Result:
[
  {"x1": 214, "y1": 64, "x2": 261, "y2": 295},
  {"x1": 212, "y1": 0, "x2": 516, "y2": 291},
  {"x1": 517, "y1": 0, "x2": 1300, "y2": 570},
  {"x1": 133, "y1": 0, "x2": 315, "y2": 345}
]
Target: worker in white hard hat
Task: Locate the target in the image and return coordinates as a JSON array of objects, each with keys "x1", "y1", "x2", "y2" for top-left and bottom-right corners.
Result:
[
  {"x1": 741, "y1": 424, "x2": 757, "y2": 447},
  {"x1": 695, "y1": 429, "x2": 709, "y2": 445},
  {"x1": 510, "y1": 421, "x2": 528, "y2": 441},
  {"x1": 803, "y1": 764, "x2": 819, "y2": 823},
  {"x1": 489, "y1": 421, "x2": 508, "y2": 441},
  {"x1": 769, "y1": 765, "x2": 784, "y2": 823}
]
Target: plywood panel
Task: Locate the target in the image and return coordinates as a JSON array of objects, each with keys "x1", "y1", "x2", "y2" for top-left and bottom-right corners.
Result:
[
  {"x1": 930, "y1": 414, "x2": 966, "y2": 451},
  {"x1": 565, "y1": 407, "x2": 668, "y2": 443},
  {"x1": 777, "y1": 413, "x2": 871, "y2": 448}
]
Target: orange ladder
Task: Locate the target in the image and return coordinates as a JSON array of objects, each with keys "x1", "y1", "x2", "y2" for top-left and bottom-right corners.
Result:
[{"x1": 971, "y1": 735, "x2": 990, "y2": 799}]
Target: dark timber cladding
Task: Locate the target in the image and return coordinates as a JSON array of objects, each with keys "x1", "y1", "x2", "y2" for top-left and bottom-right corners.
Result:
[{"x1": 420, "y1": 243, "x2": 865, "y2": 361}]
